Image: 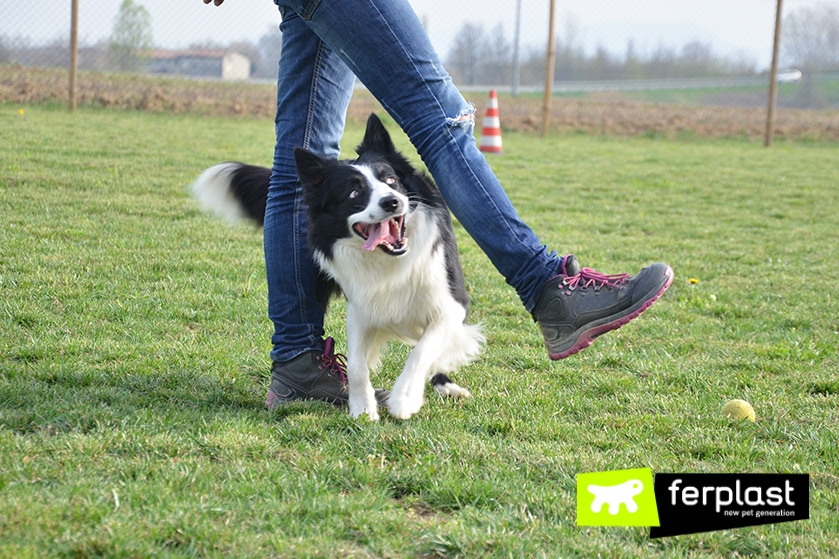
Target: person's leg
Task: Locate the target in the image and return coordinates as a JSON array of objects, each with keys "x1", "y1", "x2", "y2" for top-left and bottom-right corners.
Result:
[
  {"x1": 264, "y1": 1, "x2": 355, "y2": 364},
  {"x1": 263, "y1": 1, "x2": 365, "y2": 408},
  {"x1": 282, "y1": 0, "x2": 561, "y2": 311},
  {"x1": 277, "y1": 0, "x2": 673, "y2": 360}
]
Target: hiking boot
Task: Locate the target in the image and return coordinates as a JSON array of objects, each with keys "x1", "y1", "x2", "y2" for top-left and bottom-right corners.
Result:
[
  {"x1": 532, "y1": 257, "x2": 673, "y2": 360},
  {"x1": 265, "y1": 337, "x2": 390, "y2": 409}
]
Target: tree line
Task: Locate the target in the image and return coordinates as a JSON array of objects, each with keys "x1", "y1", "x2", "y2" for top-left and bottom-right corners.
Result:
[
  {"x1": 446, "y1": 21, "x2": 759, "y2": 86},
  {"x1": 2, "y1": 2, "x2": 837, "y2": 86},
  {"x1": 446, "y1": 4, "x2": 839, "y2": 86}
]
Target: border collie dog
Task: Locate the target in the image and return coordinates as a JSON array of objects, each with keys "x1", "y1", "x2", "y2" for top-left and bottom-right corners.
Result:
[{"x1": 192, "y1": 114, "x2": 483, "y2": 420}]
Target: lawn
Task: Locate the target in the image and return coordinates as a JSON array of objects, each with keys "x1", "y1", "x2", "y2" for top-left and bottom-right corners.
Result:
[{"x1": 1, "y1": 103, "x2": 837, "y2": 558}]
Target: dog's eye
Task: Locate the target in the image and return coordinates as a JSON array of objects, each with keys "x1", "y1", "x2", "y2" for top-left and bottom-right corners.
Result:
[
  {"x1": 385, "y1": 177, "x2": 396, "y2": 185},
  {"x1": 349, "y1": 190, "x2": 359, "y2": 199}
]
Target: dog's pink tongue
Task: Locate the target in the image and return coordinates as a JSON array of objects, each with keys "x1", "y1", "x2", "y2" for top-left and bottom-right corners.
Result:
[{"x1": 360, "y1": 222, "x2": 390, "y2": 251}]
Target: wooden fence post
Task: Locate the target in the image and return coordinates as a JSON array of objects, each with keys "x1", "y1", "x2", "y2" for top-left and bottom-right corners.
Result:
[
  {"x1": 69, "y1": 0, "x2": 79, "y2": 112},
  {"x1": 765, "y1": 0, "x2": 784, "y2": 147},
  {"x1": 541, "y1": 0, "x2": 557, "y2": 137}
]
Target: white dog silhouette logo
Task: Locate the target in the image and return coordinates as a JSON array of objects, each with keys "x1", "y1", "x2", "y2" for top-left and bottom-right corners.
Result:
[{"x1": 587, "y1": 479, "x2": 644, "y2": 515}]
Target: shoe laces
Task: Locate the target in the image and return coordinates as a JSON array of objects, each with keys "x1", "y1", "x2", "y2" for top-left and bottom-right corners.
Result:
[
  {"x1": 560, "y1": 267, "x2": 629, "y2": 294},
  {"x1": 318, "y1": 337, "x2": 348, "y2": 386}
]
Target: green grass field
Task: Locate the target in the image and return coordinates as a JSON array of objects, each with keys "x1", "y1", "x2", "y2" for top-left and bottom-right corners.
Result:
[{"x1": 1, "y1": 103, "x2": 838, "y2": 558}]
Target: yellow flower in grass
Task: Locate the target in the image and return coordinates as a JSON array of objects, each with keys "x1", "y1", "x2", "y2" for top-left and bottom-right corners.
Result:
[{"x1": 689, "y1": 277, "x2": 699, "y2": 299}]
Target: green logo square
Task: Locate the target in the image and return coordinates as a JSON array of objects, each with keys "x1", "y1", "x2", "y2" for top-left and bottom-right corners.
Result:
[{"x1": 577, "y1": 468, "x2": 660, "y2": 526}]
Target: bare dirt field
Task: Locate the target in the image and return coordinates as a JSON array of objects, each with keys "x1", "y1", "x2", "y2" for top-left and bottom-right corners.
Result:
[{"x1": 4, "y1": 65, "x2": 839, "y2": 141}]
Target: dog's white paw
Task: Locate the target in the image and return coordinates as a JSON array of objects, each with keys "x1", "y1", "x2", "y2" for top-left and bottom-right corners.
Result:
[
  {"x1": 350, "y1": 406, "x2": 379, "y2": 421},
  {"x1": 387, "y1": 392, "x2": 423, "y2": 420},
  {"x1": 349, "y1": 394, "x2": 379, "y2": 421}
]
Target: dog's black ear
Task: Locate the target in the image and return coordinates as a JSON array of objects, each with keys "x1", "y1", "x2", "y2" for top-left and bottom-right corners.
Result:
[
  {"x1": 356, "y1": 113, "x2": 395, "y2": 156},
  {"x1": 296, "y1": 148, "x2": 330, "y2": 214},
  {"x1": 294, "y1": 147, "x2": 328, "y2": 186}
]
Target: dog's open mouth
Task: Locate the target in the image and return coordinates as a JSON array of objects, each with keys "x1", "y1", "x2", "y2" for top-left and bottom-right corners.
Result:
[{"x1": 354, "y1": 216, "x2": 408, "y2": 255}]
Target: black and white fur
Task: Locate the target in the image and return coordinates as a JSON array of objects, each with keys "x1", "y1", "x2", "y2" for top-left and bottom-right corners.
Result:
[{"x1": 192, "y1": 114, "x2": 483, "y2": 420}]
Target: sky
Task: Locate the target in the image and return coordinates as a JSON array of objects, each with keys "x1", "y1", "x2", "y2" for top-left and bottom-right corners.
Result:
[{"x1": 2, "y1": 0, "x2": 830, "y2": 69}]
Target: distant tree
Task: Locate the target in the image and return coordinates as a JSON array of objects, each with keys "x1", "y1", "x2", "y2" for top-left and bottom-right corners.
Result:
[
  {"x1": 782, "y1": 3, "x2": 839, "y2": 108},
  {"x1": 483, "y1": 24, "x2": 511, "y2": 85},
  {"x1": 624, "y1": 39, "x2": 644, "y2": 79},
  {"x1": 782, "y1": 3, "x2": 839, "y2": 71},
  {"x1": 79, "y1": 40, "x2": 111, "y2": 70},
  {"x1": 725, "y1": 50, "x2": 758, "y2": 76},
  {"x1": 446, "y1": 23, "x2": 486, "y2": 85},
  {"x1": 108, "y1": 0, "x2": 153, "y2": 72},
  {"x1": 647, "y1": 42, "x2": 678, "y2": 78},
  {"x1": 255, "y1": 26, "x2": 283, "y2": 78},
  {"x1": 554, "y1": 15, "x2": 586, "y2": 81},
  {"x1": 679, "y1": 41, "x2": 715, "y2": 77},
  {"x1": 520, "y1": 45, "x2": 548, "y2": 85},
  {"x1": 36, "y1": 38, "x2": 71, "y2": 68},
  {"x1": 589, "y1": 44, "x2": 622, "y2": 80},
  {"x1": 0, "y1": 36, "x2": 10, "y2": 64}
]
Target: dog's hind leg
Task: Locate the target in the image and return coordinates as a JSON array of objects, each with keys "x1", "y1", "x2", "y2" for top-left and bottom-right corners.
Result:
[
  {"x1": 345, "y1": 308, "x2": 380, "y2": 421},
  {"x1": 429, "y1": 373, "x2": 471, "y2": 398},
  {"x1": 428, "y1": 321, "x2": 482, "y2": 400}
]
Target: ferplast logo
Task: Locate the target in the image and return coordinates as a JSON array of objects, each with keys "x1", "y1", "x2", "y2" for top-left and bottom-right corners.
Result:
[
  {"x1": 649, "y1": 473, "x2": 810, "y2": 538},
  {"x1": 576, "y1": 468, "x2": 660, "y2": 527},
  {"x1": 576, "y1": 470, "x2": 809, "y2": 536}
]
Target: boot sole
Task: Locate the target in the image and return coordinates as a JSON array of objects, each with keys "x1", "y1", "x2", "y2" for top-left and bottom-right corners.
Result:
[
  {"x1": 264, "y1": 388, "x2": 390, "y2": 410},
  {"x1": 265, "y1": 389, "x2": 347, "y2": 410},
  {"x1": 547, "y1": 265, "x2": 674, "y2": 360}
]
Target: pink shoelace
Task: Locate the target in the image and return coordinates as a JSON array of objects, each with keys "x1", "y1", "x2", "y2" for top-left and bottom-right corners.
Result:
[
  {"x1": 318, "y1": 337, "x2": 348, "y2": 386},
  {"x1": 559, "y1": 267, "x2": 630, "y2": 294}
]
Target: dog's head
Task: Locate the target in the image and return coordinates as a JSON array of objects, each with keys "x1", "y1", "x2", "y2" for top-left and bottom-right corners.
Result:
[{"x1": 296, "y1": 114, "x2": 415, "y2": 257}]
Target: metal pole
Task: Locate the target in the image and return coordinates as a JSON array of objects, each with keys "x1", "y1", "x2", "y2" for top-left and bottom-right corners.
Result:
[
  {"x1": 69, "y1": 0, "x2": 79, "y2": 112},
  {"x1": 765, "y1": 0, "x2": 783, "y2": 147},
  {"x1": 511, "y1": 0, "x2": 521, "y2": 97},
  {"x1": 542, "y1": 0, "x2": 557, "y2": 137}
]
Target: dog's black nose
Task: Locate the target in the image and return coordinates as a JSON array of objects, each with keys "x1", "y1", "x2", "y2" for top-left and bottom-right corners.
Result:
[{"x1": 379, "y1": 196, "x2": 400, "y2": 213}]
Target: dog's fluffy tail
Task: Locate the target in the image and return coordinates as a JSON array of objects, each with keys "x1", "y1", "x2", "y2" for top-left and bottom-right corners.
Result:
[
  {"x1": 192, "y1": 161, "x2": 341, "y2": 310},
  {"x1": 191, "y1": 162, "x2": 270, "y2": 226}
]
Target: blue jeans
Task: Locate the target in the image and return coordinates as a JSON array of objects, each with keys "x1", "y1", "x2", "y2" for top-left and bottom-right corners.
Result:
[{"x1": 266, "y1": 0, "x2": 562, "y2": 362}]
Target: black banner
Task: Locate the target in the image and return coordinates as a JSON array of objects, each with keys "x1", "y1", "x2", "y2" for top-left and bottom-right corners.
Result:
[{"x1": 650, "y1": 473, "x2": 809, "y2": 538}]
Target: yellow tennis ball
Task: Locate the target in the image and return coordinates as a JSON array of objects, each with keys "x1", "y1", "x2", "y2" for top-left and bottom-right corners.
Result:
[{"x1": 722, "y1": 399, "x2": 755, "y2": 422}]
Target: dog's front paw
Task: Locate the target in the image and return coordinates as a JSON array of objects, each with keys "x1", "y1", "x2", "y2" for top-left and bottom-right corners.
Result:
[
  {"x1": 349, "y1": 393, "x2": 380, "y2": 421},
  {"x1": 387, "y1": 392, "x2": 423, "y2": 420}
]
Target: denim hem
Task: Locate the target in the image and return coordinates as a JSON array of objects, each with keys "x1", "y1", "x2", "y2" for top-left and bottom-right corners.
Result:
[{"x1": 523, "y1": 255, "x2": 566, "y2": 313}]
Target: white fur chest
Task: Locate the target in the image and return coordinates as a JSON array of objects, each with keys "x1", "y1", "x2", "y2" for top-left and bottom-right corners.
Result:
[{"x1": 314, "y1": 210, "x2": 459, "y2": 340}]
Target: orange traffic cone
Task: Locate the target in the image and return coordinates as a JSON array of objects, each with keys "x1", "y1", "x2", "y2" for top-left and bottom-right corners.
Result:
[{"x1": 479, "y1": 89, "x2": 503, "y2": 154}]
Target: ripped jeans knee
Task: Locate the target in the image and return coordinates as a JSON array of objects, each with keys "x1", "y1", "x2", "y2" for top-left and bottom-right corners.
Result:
[
  {"x1": 436, "y1": 103, "x2": 478, "y2": 154},
  {"x1": 445, "y1": 104, "x2": 476, "y2": 132},
  {"x1": 407, "y1": 101, "x2": 477, "y2": 160}
]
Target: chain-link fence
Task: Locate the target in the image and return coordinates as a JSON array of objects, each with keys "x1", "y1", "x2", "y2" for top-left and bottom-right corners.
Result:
[{"x1": 2, "y1": 1, "x2": 839, "y2": 115}]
